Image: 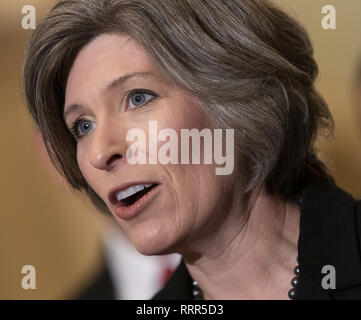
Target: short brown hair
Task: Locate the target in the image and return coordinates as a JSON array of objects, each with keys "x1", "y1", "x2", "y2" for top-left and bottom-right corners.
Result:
[{"x1": 23, "y1": 0, "x2": 334, "y2": 214}]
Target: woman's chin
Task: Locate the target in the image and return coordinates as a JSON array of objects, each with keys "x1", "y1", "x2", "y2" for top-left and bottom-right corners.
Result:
[
  {"x1": 127, "y1": 223, "x2": 179, "y2": 256},
  {"x1": 132, "y1": 239, "x2": 174, "y2": 256}
]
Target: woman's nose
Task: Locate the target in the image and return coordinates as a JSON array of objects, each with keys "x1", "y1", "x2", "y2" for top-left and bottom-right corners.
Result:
[{"x1": 88, "y1": 121, "x2": 126, "y2": 171}]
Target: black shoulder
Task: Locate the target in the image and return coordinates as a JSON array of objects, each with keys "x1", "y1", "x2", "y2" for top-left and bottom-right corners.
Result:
[
  {"x1": 354, "y1": 199, "x2": 361, "y2": 251},
  {"x1": 152, "y1": 260, "x2": 193, "y2": 300},
  {"x1": 297, "y1": 171, "x2": 361, "y2": 299}
]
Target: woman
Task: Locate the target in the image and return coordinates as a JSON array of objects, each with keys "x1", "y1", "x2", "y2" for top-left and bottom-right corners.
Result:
[{"x1": 22, "y1": 0, "x2": 361, "y2": 299}]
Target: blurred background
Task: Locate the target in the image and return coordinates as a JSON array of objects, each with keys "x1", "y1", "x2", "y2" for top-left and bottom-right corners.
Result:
[{"x1": 1, "y1": 0, "x2": 361, "y2": 299}]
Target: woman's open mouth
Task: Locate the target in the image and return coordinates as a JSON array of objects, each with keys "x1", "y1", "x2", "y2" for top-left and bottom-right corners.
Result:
[{"x1": 108, "y1": 183, "x2": 160, "y2": 220}]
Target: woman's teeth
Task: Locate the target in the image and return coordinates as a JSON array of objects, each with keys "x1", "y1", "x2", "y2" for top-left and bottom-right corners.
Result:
[{"x1": 116, "y1": 184, "x2": 153, "y2": 201}]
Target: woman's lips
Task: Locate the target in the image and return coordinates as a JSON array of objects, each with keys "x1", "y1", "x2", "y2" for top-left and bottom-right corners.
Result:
[
  {"x1": 108, "y1": 181, "x2": 159, "y2": 205},
  {"x1": 112, "y1": 184, "x2": 161, "y2": 220}
]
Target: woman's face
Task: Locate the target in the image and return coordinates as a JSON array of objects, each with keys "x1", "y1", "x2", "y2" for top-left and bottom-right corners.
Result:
[{"x1": 64, "y1": 34, "x2": 235, "y2": 255}]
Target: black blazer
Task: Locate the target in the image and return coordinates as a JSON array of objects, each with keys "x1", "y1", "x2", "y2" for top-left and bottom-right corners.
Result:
[{"x1": 153, "y1": 171, "x2": 361, "y2": 300}]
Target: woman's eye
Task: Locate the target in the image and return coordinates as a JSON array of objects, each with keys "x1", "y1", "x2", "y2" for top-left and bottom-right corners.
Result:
[
  {"x1": 128, "y1": 90, "x2": 156, "y2": 109},
  {"x1": 71, "y1": 118, "x2": 96, "y2": 139}
]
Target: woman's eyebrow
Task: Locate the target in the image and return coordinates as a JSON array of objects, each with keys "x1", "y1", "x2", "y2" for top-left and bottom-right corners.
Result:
[
  {"x1": 105, "y1": 71, "x2": 155, "y2": 92},
  {"x1": 63, "y1": 103, "x2": 84, "y2": 122},
  {"x1": 63, "y1": 72, "x2": 157, "y2": 120}
]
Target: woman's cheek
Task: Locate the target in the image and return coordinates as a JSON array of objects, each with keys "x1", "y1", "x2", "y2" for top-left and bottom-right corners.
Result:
[{"x1": 76, "y1": 142, "x2": 95, "y2": 190}]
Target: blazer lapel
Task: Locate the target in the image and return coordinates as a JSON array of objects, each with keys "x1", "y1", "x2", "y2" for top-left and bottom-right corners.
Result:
[
  {"x1": 297, "y1": 172, "x2": 361, "y2": 299},
  {"x1": 154, "y1": 171, "x2": 361, "y2": 300}
]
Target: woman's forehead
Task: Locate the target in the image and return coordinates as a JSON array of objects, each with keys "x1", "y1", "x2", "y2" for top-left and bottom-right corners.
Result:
[{"x1": 65, "y1": 34, "x2": 161, "y2": 104}]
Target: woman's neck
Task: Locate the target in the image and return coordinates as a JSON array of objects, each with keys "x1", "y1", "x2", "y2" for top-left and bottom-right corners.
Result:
[{"x1": 183, "y1": 188, "x2": 300, "y2": 299}]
